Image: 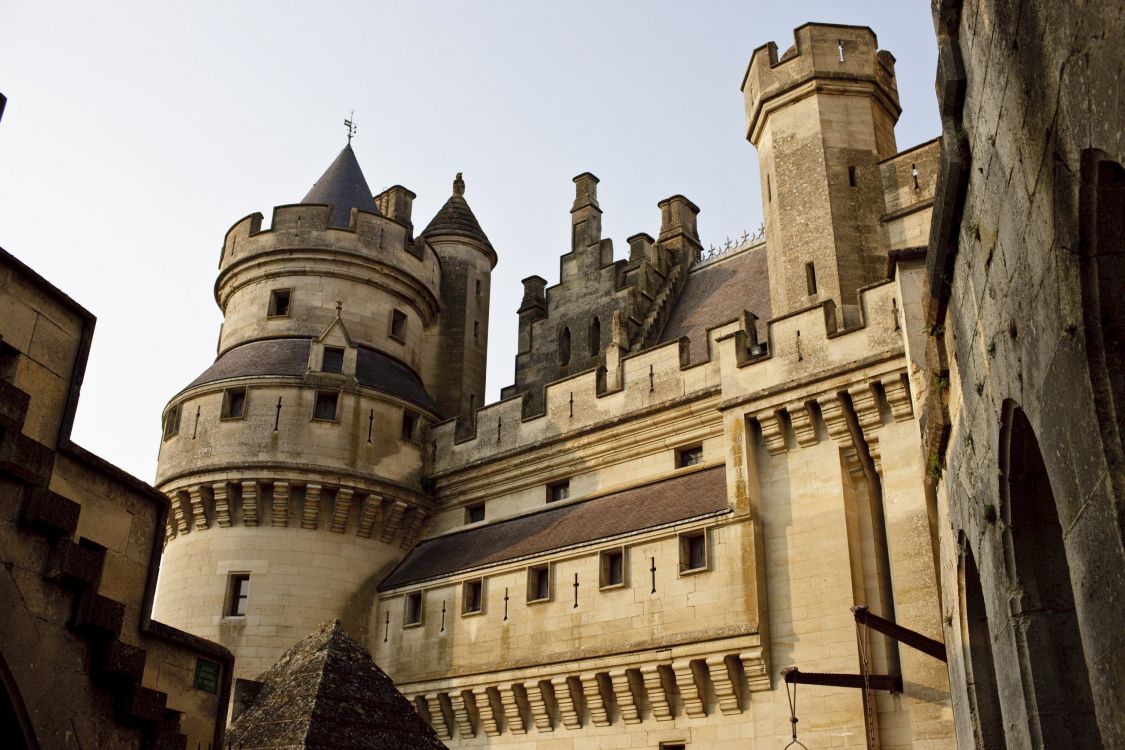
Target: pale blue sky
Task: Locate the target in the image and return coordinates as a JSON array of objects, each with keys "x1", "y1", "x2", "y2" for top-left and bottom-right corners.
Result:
[{"x1": 0, "y1": 1, "x2": 939, "y2": 480}]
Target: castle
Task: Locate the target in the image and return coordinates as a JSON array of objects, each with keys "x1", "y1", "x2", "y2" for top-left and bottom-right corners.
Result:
[{"x1": 1, "y1": 6, "x2": 1120, "y2": 750}]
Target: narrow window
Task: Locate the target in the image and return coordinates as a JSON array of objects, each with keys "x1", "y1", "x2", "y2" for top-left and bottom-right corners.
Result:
[
  {"x1": 560, "y1": 326, "x2": 571, "y2": 366},
  {"x1": 401, "y1": 409, "x2": 419, "y2": 441},
  {"x1": 837, "y1": 39, "x2": 845, "y2": 62},
  {"x1": 313, "y1": 391, "x2": 338, "y2": 421},
  {"x1": 600, "y1": 549, "x2": 625, "y2": 588},
  {"x1": 767, "y1": 174, "x2": 772, "y2": 203},
  {"x1": 676, "y1": 445, "x2": 703, "y2": 468},
  {"x1": 163, "y1": 404, "x2": 181, "y2": 439},
  {"x1": 221, "y1": 388, "x2": 247, "y2": 420},
  {"x1": 680, "y1": 531, "x2": 708, "y2": 573},
  {"x1": 805, "y1": 262, "x2": 818, "y2": 295},
  {"x1": 661, "y1": 744, "x2": 687, "y2": 750},
  {"x1": 465, "y1": 502, "x2": 485, "y2": 524},
  {"x1": 404, "y1": 591, "x2": 423, "y2": 626},
  {"x1": 473, "y1": 320, "x2": 479, "y2": 340},
  {"x1": 911, "y1": 163, "x2": 920, "y2": 190},
  {"x1": 390, "y1": 309, "x2": 407, "y2": 341},
  {"x1": 547, "y1": 479, "x2": 570, "y2": 503},
  {"x1": 588, "y1": 316, "x2": 601, "y2": 357},
  {"x1": 848, "y1": 165, "x2": 858, "y2": 187},
  {"x1": 462, "y1": 579, "x2": 483, "y2": 615},
  {"x1": 322, "y1": 346, "x2": 344, "y2": 373},
  {"x1": 226, "y1": 573, "x2": 250, "y2": 616},
  {"x1": 527, "y1": 564, "x2": 550, "y2": 602},
  {"x1": 268, "y1": 289, "x2": 291, "y2": 317},
  {"x1": 469, "y1": 394, "x2": 476, "y2": 417},
  {"x1": 475, "y1": 279, "x2": 482, "y2": 297}
]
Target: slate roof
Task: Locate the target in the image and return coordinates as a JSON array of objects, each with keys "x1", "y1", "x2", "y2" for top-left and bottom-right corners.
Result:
[
  {"x1": 302, "y1": 144, "x2": 380, "y2": 227},
  {"x1": 659, "y1": 243, "x2": 772, "y2": 365},
  {"x1": 226, "y1": 620, "x2": 447, "y2": 750},
  {"x1": 380, "y1": 466, "x2": 729, "y2": 590},
  {"x1": 421, "y1": 173, "x2": 492, "y2": 248},
  {"x1": 182, "y1": 338, "x2": 440, "y2": 414}
]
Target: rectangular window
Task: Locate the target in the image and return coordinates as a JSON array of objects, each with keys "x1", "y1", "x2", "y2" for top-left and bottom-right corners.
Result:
[
  {"x1": 465, "y1": 502, "x2": 485, "y2": 524},
  {"x1": 268, "y1": 289, "x2": 291, "y2": 317},
  {"x1": 600, "y1": 549, "x2": 625, "y2": 589},
  {"x1": 848, "y1": 165, "x2": 858, "y2": 187},
  {"x1": 680, "y1": 531, "x2": 708, "y2": 573},
  {"x1": 473, "y1": 320, "x2": 479, "y2": 339},
  {"x1": 163, "y1": 404, "x2": 181, "y2": 439},
  {"x1": 462, "y1": 579, "x2": 483, "y2": 615},
  {"x1": 390, "y1": 309, "x2": 407, "y2": 341},
  {"x1": 404, "y1": 591, "x2": 423, "y2": 627},
  {"x1": 401, "y1": 410, "x2": 419, "y2": 441},
  {"x1": 322, "y1": 346, "x2": 344, "y2": 374},
  {"x1": 313, "y1": 391, "x2": 339, "y2": 421},
  {"x1": 805, "y1": 262, "x2": 818, "y2": 295},
  {"x1": 547, "y1": 480, "x2": 570, "y2": 503},
  {"x1": 475, "y1": 279, "x2": 482, "y2": 297},
  {"x1": 676, "y1": 445, "x2": 703, "y2": 468},
  {"x1": 226, "y1": 573, "x2": 250, "y2": 616},
  {"x1": 527, "y1": 564, "x2": 550, "y2": 603},
  {"x1": 221, "y1": 388, "x2": 246, "y2": 420}
]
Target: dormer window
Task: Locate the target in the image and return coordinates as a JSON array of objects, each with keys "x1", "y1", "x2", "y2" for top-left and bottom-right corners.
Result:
[
  {"x1": 322, "y1": 346, "x2": 344, "y2": 374},
  {"x1": 390, "y1": 309, "x2": 407, "y2": 342},
  {"x1": 268, "y1": 289, "x2": 291, "y2": 317}
]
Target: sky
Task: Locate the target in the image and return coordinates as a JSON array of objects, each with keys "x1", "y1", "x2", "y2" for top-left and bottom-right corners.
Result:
[{"x1": 0, "y1": 1, "x2": 939, "y2": 482}]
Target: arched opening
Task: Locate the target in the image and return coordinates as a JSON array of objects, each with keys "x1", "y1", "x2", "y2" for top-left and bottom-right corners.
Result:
[
  {"x1": 0, "y1": 651, "x2": 37, "y2": 750},
  {"x1": 958, "y1": 537, "x2": 1003, "y2": 748},
  {"x1": 588, "y1": 316, "x2": 601, "y2": 358},
  {"x1": 559, "y1": 326, "x2": 571, "y2": 366},
  {"x1": 1001, "y1": 402, "x2": 1100, "y2": 747},
  {"x1": 1079, "y1": 151, "x2": 1125, "y2": 494}
]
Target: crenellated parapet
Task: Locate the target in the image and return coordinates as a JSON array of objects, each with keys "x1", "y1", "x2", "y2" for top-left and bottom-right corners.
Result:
[{"x1": 436, "y1": 278, "x2": 907, "y2": 473}]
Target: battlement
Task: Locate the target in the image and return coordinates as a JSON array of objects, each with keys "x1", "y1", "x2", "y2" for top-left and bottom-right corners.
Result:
[
  {"x1": 217, "y1": 203, "x2": 442, "y2": 299},
  {"x1": 742, "y1": 23, "x2": 900, "y2": 143},
  {"x1": 434, "y1": 278, "x2": 906, "y2": 472}
]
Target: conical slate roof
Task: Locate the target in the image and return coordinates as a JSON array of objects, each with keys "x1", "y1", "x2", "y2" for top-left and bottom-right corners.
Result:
[
  {"x1": 226, "y1": 620, "x2": 447, "y2": 750},
  {"x1": 421, "y1": 173, "x2": 492, "y2": 247},
  {"x1": 302, "y1": 144, "x2": 380, "y2": 227}
]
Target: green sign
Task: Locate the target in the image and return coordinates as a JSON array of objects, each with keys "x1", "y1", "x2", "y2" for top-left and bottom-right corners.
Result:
[{"x1": 194, "y1": 658, "x2": 221, "y2": 694}]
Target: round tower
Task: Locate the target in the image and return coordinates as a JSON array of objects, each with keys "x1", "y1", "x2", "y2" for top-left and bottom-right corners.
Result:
[
  {"x1": 743, "y1": 23, "x2": 901, "y2": 327},
  {"x1": 419, "y1": 173, "x2": 496, "y2": 424},
  {"x1": 152, "y1": 143, "x2": 444, "y2": 680}
]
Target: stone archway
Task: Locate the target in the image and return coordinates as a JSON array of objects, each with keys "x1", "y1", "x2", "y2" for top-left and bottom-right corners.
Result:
[{"x1": 958, "y1": 535, "x2": 1003, "y2": 748}]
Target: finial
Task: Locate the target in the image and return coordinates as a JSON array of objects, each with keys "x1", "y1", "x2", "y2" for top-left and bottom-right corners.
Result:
[
  {"x1": 344, "y1": 111, "x2": 357, "y2": 144},
  {"x1": 453, "y1": 172, "x2": 465, "y2": 196},
  {"x1": 335, "y1": 299, "x2": 343, "y2": 317}
]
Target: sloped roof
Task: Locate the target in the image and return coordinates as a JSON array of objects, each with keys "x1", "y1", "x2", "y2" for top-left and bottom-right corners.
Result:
[
  {"x1": 226, "y1": 621, "x2": 447, "y2": 750},
  {"x1": 659, "y1": 243, "x2": 772, "y2": 364},
  {"x1": 421, "y1": 173, "x2": 491, "y2": 247},
  {"x1": 182, "y1": 338, "x2": 440, "y2": 414},
  {"x1": 302, "y1": 144, "x2": 379, "y2": 227},
  {"x1": 380, "y1": 466, "x2": 729, "y2": 590}
]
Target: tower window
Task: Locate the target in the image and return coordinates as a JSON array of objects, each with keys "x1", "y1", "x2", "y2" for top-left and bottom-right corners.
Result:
[
  {"x1": 560, "y1": 326, "x2": 571, "y2": 365},
  {"x1": 163, "y1": 404, "x2": 181, "y2": 439},
  {"x1": 767, "y1": 174, "x2": 772, "y2": 203},
  {"x1": 527, "y1": 564, "x2": 550, "y2": 603},
  {"x1": 475, "y1": 279, "x2": 481, "y2": 297},
  {"x1": 404, "y1": 591, "x2": 423, "y2": 627},
  {"x1": 322, "y1": 346, "x2": 344, "y2": 374},
  {"x1": 390, "y1": 309, "x2": 407, "y2": 342},
  {"x1": 848, "y1": 166, "x2": 858, "y2": 187},
  {"x1": 221, "y1": 388, "x2": 246, "y2": 420},
  {"x1": 313, "y1": 390, "x2": 339, "y2": 421},
  {"x1": 676, "y1": 444, "x2": 703, "y2": 468},
  {"x1": 465, "y1": 502, "x2": 485, "y2": 524},
  {"x1": 680, "y1": 531, "x2": 708, "y2": 573},
  {"x1": 806, "y1": 262, "x2": 818, "y2": 295},
  {"x1": 473, "y1": 320, "x2": 479, "y2": 339},
  {"x1": 600, "y1": 549, "x2": 625, "y2": 589},
  {"x1": 401, "y1": 409, "x2": 420, "y2": 441},
  {"x1": 226, "y1": 573, "x2": 250, "y2": 617},
  {"x1": 268, "y1": 289, "x2": 291, "y2": 317},
  {"x1": 547, "y1": 479, "x2": 570, "y2": 503},
  {"x1": 912, "y1": 163, "x2": 920, "y2": 190},
  {"x1": 462, "y1": 579, "x2": 483, "y2": 615},
  {"x1": 588, "y1": 316, "x2": 601, "y2": 357}
]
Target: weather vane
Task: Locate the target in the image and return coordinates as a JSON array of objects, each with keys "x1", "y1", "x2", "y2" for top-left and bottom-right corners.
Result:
[{"x1": 344, "y1": 111, "x2": 357, "y2": 144}]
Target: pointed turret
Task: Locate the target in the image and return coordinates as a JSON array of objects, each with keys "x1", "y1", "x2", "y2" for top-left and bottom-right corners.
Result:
[
  {"x1": 302, "y1": 143, "x2": 379, "y2": 227},
  {"x1": 421, "y1": 172, "x2": 493, "y2": 250}
]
